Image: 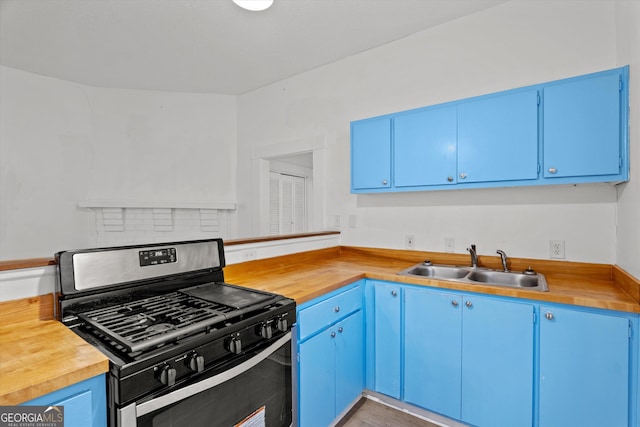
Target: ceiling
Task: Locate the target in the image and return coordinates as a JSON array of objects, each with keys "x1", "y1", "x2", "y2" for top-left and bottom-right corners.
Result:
[{"x1": 0, "y1": 0, "x2": 507, "y2": 95}]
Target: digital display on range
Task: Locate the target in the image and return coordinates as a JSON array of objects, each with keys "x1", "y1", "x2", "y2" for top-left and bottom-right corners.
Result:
[{"x1": 139, "y1": 248, "x2": 177, "y2": 266}]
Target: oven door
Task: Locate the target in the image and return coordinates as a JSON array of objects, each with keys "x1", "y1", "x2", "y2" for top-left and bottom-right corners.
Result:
[{"x1": 118, "y1": 333, "x2": 292, "y2": 427}]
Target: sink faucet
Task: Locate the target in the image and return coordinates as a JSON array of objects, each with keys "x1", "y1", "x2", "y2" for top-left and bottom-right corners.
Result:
[
  {"x1": 467, "y1": 244, "x2": 478, "y2": 268},
  {"x1": 496, "y1": 249, "x2": 509, "y2": 272}
]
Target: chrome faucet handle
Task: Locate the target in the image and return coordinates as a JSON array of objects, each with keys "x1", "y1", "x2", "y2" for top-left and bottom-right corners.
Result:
[
  {"x1": 467, "y1": 245, "x2": 478, "y2": 268},
  {"x1": 496, "y1": 249, "x2": 509, "y2": 272}
]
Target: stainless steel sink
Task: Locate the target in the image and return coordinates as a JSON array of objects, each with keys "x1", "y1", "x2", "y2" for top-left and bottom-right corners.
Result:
[
  {"x1": 403, "y1": 265, "x2": 469, "y2": 279},
  {"x1": 466, "y1": 270, "x2": 543, "y2": 288},
  {"x1": 398, "y1": 262, "x2": 548, "y2": 291}
]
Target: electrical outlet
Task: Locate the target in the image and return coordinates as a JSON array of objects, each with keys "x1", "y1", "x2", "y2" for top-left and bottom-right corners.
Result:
[
  {"x1": 549, "y1": 240, "x2": 565, "y2": 259},
  {"x1": 445, "y1": 238, "x2": 455, "y2": 253},
  {"x1": 334, "y1": 215, "x2": 341, "y2": 228},
  {"x1": 405, "y1": 235, "x2": 415, "y2": 250},
  {"x1": 241, "y1": 249, "x2": 257, "y2": 261}
]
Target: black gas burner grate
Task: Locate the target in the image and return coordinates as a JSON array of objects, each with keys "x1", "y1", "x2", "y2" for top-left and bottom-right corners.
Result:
[{"x1": 78, "y1": 292, "x2": 237, "y2": 354}]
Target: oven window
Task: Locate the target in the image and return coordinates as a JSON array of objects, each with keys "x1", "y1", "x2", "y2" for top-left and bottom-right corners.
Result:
[{"x1": 137, "y1": 342, "x2": 292, "y2": 427}]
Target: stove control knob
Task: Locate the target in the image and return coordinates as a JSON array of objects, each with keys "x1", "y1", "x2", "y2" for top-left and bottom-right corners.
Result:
[
  {"x1": 259, "y1": 323, "x2": 273, "y2": 340},
  {"x1": 228, "y1": 336, "x2": 242, "y2": 355},
  {"x1": 187, "y1": 353, "x2": 205, "y2": 373},
  {"x1": 158, "y1": 365, "x2": 177, "y2": 387},
  {"x1": 276, "y1": 317, "x2": 288, "y2": 332}
]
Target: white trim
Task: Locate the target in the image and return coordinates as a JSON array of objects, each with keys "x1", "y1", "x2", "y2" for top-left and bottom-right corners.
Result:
[
  {"x1": 79, "y1": 200, "x2": 237, "y2": 210},
  {"x1": 224, "y1": 234, "x2": 339, "y2": 265},
  {"x1": 251, "y1": 136, "x2": 325, "y2": 160}
]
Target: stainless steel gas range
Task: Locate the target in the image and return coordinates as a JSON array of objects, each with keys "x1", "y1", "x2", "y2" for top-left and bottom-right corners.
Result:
[{"x1": 55, "y1": 239, "x2": 296, "y2": 427}]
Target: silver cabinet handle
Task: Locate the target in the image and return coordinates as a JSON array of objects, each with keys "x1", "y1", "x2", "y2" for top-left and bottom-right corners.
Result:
[
  {"x1": 447, "y1": 176, "x2": 454, "y2": 182},
  {"x1": 451, "y1": 300, "x2": 459, "y2": 307},
  {"x1": 465, "y1": 301, "x2": 473, "y2": 308},
  {"x1": 545, "y1": 312, "x2": 554, "y2": 320},
  {"x1": 391, "y1": 290, "x2": 397, "y2": 297},
  {"x1": 331, "y1": 331, "x2": 336, "y2": 337},
  {"x1": 334, "y1": 306, "x2": 340, "y2": 313},
  {"x1": 548, "y1": 168, "x2": 557, "y2": 174},
  {"x1": 382, "y1": 179, "x2": 388, "y2": 185},
  {"x1": 460, "y1": 173, "x2": 467, "y2": 179},
  {"x1": 338, "y1": 327, "x2": 343, "y2": 333}
]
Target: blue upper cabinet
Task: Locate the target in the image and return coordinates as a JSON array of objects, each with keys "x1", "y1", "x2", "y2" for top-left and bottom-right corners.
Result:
[
  {"x1": 350, "y1": 65, "x2": 629, "y2": 193},
  {"x1": 351, "y1": 116, "x2": 392, "y2": 190},
  {"x1": 394, "y1": 105, "x2": 457, "y2": 187},
  {"x1": 543, "y1": 67, "x2": 628, "y2": 182},
  {"x1": 457, "y1": 88, "x2": 539, "y2": 184}
]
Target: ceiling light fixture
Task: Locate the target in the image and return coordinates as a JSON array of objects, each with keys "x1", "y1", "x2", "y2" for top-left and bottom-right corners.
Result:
[{"x1": 233, "y1": 0, "x2": 274, "y2": 12}]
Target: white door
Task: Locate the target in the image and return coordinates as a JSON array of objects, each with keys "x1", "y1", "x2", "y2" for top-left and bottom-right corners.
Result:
[{"x1": 269, "y1": 172, "x2": 306, "y2": 235}]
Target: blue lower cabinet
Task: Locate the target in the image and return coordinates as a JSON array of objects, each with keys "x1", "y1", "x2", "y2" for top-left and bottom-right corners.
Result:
[
  {"x1": 404, "y1": 288, "x2": 462, "y2": 419},
  {"x1": 299, "y1": 325, "x2": 336, "y2": 427},
  {"x1": 539, "y1": 306, "x2": 631, "y2": 427},
  {"x1": 22, "y1": 374, "x2": 106, "y2": 427},
  {"x1": 335, "y1": 311, "x2": 364, "y2": 415},
  {"x1": 461, "y1": 295, "x2": 534, "y2": 427},
  {"x1": 370, "y1": 281, "x2": 401, "y2": 399},
  {"x1": 297, "y1": 283, "x2": 364, "y2": 427},
  {"x1": 298, "y1": 311, "x2": 364, "y2": 427},
  {"x1": 403, "y1": 287, "x2": 534, "y2": 427}
]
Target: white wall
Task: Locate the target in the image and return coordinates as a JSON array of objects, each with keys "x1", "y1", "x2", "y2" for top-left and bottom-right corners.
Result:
[
  {"x1": 1, "y1": 1, "x2": 636, "y2": 272},
  {"x1": 615, "y1": 1, "x2": 640, "y2": 278},
  {"x1": 0, "y1": 66, "x2": 237, "y2": 259},
  {"x1": 237, "y1": 1, "x2": 625, "y2": 264}
]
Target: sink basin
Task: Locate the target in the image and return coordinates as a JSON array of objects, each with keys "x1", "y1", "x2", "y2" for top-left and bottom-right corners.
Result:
[
  {"x1": 398, "y1": 262, "x2": 548, "y2": 292},
  {"x1": 466, "y1": 270, "x2": 546, "y2": 290},
  {"x1": 404, "y1": 265, "x2": 469, "y2": 279}
]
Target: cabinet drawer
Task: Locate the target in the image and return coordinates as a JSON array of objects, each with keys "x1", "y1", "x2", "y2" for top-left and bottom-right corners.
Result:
[{"x1": 298, "y1": 286, "x2": 362, "y2": 340}]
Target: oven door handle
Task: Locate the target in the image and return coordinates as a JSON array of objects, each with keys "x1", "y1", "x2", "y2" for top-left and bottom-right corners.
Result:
[{"x1": 128, "y1": 332, "x2": 291, "y2": 419}]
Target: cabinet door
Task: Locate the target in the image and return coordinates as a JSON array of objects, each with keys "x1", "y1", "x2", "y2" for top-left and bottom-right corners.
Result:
[
  {"x1": 539, "y1": 306, "x2": 629, "y2": 427},
  {"x1": 351, "y1": 117, "x2": 392, "y2": 190},
  {"x1": 298, "y1": 329, "x2": 336, "y2": 427},
  {"x1": 22, "y1": 374, "x2": 106, "y2": 427},
  {"x1": 404, "y1": 288, "x2": 462, "y2": 419},
  {"x1": 335, "y1": 310, "x2": 364, "y2": 416},
  {"x1": 458, "y1": 89, "x2": 539, "y2": 183},
  {"x1": 543, "y1": 71, "x2": 622, "y2": 179},
  {"x1": 394, "y1": 105, "x2": 457, "y2": 187},
  {"x1": 373, "y1": 283, "x2": 401, "y2": 399},
  {"x1": 461, "y1": 296, "x2": 534, "y2": 427}
]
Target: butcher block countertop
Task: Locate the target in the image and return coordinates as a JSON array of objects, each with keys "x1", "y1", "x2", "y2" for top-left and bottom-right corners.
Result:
[
  {"x1": 0, "y1": 295, "x2": 109, "y2": 405},
  {"x1": 1, "y1": 245, "x2": 638, "y2": 406},
  {"x1": 225, "y1": 246, "x2": 640, "y2": 313}
]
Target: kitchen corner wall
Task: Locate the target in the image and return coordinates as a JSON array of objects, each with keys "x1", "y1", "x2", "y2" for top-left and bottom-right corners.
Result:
[
  {"x1": 0, "y1": 66, "x2": 237, "y2": 259},
  {"x1": 615, "y1": 1, "x2": 640, "y2": 279},
  {"x1": 237, "y1": 1, "x2": 632, "y2": 267}
]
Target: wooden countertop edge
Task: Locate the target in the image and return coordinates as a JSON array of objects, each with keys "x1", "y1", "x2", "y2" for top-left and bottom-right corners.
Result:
[
  {"x1": 0, "y1": 360, "x2": 109, "y2": 406},
  {"x1": 613, "y1": 265, "x2": 640, "y2": 304},
  {"x1": 0, "y1": 319, "x2": 110, "y2": 405}
]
